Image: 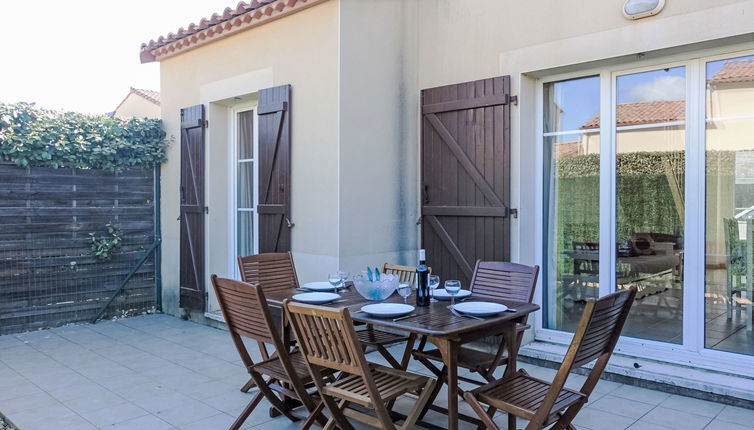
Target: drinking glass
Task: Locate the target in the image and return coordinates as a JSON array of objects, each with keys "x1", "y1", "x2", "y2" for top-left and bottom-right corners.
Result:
[
  {"x1": 328, "y1": 273, "x2": 342, "y2": 292},
  {"x1": 338, "y1": 271, "x2": 349, "y2": 290},
  {"x1": 397, "y1": 283, "x2": 412, "y2": 304},
  {"x1": 445, "y1": 280, "x2": 461, "y2": 309},
  {"x1": 428, "y1": 275, "x2": 440, "y2": 302}
]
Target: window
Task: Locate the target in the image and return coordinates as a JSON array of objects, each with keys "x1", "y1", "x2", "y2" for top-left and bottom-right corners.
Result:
[
  {"x1": 541, "y1": 49, "x2": 754, "y2": 363},
  {"x1": 235, "y1": 109, "x2": 257, "y2": 265}
]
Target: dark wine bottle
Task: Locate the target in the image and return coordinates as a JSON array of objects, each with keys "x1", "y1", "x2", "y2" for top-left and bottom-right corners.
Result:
[{"x1": 416, "y1": 249, "x2": 430, "y2": 307}]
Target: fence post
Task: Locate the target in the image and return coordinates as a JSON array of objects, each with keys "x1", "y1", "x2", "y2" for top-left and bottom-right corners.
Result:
[{"x1": 154, "y1": 163, "x2": 163, "y2": 312}]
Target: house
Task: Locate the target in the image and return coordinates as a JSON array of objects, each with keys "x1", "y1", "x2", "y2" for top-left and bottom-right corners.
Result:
[
  {"x1": 112, "y1": 87, "x2": 161, "y2": 118},
  {"x1": 141, "y1": 0, "x2": 754, "y2": 400}
]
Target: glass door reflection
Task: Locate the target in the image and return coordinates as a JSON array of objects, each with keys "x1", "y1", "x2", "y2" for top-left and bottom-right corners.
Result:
[
  {"x1": 615, "y1": 66, "x2": 686, "y2": 344},
  {"x1": 704, "y1": 55, "x2": 754, "y2": 355}
]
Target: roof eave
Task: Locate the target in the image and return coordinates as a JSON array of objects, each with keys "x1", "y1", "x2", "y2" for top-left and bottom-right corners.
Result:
[
  {"x1": 139, "y1": 0, "x2": 329, "y2": 64},
  {"x1": 140, "y1": 50, "x2": 157, "y2": 64}
]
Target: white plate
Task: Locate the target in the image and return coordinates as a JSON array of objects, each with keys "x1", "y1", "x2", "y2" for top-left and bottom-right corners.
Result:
[
  {"x1": 452, "y1": 301, "x2": 508, "y2": 317},
  {"x1": 432, "y1": 289, "x2": 472, "y2": 301},
  {"x1": 302, "y1": 281, "x2": 338, "y2": 292},
  {"x1": 360, "y1": 303, "x2": 415, "y2": 318},
  {"x1": 292, "y1": 292, "x2": 341, "y2": 305}
]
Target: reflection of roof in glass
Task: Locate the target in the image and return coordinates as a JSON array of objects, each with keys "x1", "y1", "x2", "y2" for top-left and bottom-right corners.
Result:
[
  {"x1": 554, "y1": 140, "x2": 581, "y2": 158},
  {"x1": 581, "y1": 100, "x2": 685, "y2": 129},
  {"x1": 709, "y1": 59, "x2": 754, "y2": 85}
]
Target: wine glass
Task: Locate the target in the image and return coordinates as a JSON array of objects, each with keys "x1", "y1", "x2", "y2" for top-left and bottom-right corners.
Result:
[
  {"x1": 328, "y1": 273, "x2": 342, "y2": 292},
  {"x1": 428, "y1": 275, "x2": 440, "y2": 302},
  {"x1": 397, "y1": 283, "x2": 412, "y2": 304},
  {"x1": 445, "y1": 280, "x2": 461, "y2": 309},
  {"x1": 338, "y1": 271, "x2": 349, "y2": 291}
]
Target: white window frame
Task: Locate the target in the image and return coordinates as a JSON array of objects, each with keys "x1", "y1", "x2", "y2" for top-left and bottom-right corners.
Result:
[
  {"x1": 535, "y1": 44, "x2": 754, "y2": 377},
  {"x1": 229, "y1": 104, "x2": 260, "y2": 279}
]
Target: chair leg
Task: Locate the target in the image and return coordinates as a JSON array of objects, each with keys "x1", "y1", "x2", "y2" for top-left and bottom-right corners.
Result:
[
  {"x1": 549, "y1": 401, "x2": 585, "y2": 430},
  {"x1": 415, "y1": 356, "x2": 445, "y2": 379},
  {"x1": 376, "y1": 344, "x2": 403, "y2": 369},
  {"x1": 417, "y1": 365, "x2": 446, "y2": 420},
  {"x1": 240, "y1": 377, "x2": 256, "y2": 393},
  {"x1": 250, "y1": 372, "x2": 299, "y2": 422},
  {"x1": 230, "y1": 391, "x2": 264, "y2": 430},
  {"x1": 462, "y1": 392, "x2": 500, "y2": 430},
  {"x1": 402, "y1": 378, "x2": 436, "y2": 430},
  {"x1": 399, "y1": 333, "x2": 417, "y2": 370},
  {"x1": 321, "y1": 395, "x2": 356, "y2": 430},
  {"x1": 299, "y1": 401, "x2": 325, "y2": 430},
  {"x1": 508, "y1": 413, "x2": 516, "y2": 430},
  {"x1": 476, "y1": 406, "x2": 497, "y2": 430}
]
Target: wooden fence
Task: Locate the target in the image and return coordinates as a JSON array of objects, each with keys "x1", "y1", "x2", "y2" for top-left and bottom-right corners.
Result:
[{"x1": 0, "y1": 162, "x2": 157, "y2": 334}]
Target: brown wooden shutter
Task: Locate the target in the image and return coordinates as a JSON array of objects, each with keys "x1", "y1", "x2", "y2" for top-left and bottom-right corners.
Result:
[
  {"x1": 257, "y1": 85, "x2": 292, "y2": 253},
  {"x1": 179, "y1": 104, "x2": 207, "y2": 312},
  {"x1": 421, "y1": 76, "x2": 512, "y2": 286}
]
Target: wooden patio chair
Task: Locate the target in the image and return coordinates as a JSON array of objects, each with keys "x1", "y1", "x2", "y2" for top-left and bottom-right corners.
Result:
[
  {"x1": 210, "y1": 275, "x2": 329, "y2": 430},
  {"x1": 463, "y1": 287, "x2": 637, "y2": 430},
  {"x1": 412, "y1": 261, "x2": 539, "y2": 415},
  {"x1": 284, "y1": 300, "x2": 437, "y2": 430},
  {"x1": 237, "y1": 252, "x2": 299, "y2": 392},
  {"x1": 355, "y1": 263, "x2": 428, "y2": 370}
]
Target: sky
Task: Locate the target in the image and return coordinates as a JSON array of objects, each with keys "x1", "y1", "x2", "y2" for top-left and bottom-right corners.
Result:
[{"x1": 0, "y1": 0, "x2": 233, "y2": 115}]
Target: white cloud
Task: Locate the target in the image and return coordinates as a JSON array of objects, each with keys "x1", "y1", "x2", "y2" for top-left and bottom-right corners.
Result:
[{"x1": 628, "y1": 75, "x2": 685, "y2": 102}]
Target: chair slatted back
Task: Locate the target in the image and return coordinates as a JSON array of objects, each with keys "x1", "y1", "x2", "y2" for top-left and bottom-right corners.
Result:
[
  {"x1": 211, "y1": 276, "x2": 278, "y2": 345},
  {"x1": 381, "y1": 263, "x2": 431, "y2": 284},
  {"x1": 285, "y1": 301, "x2": 367, "y2": 376},
  {"x1": 528, "y1": 287, "x2": 636, "y2": 425},
  {"x1": 570, "y1": 287, "x2": 636, "y2": 368},
  {"x1": 238, "y1": 252, "x2": 299, "y2": 292},
  {"x1": 469, "y1": 261, "x2": 539, "y2": 303}
]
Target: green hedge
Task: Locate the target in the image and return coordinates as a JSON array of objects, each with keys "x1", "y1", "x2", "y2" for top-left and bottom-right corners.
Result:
[
  {"x1": 0, "y1": 102, "x2": 167, "y2": 173},
  {"x1": 557, "y1": 150, "x2": 735, "y2": 177}
]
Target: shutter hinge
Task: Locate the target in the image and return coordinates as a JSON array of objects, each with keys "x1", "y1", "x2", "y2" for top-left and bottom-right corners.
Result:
[
  {"x1": 204, "y1": 206, "x2": 209, "y2": 214},
  {"x1": 509, "y1": 208, "x2": 519, "y2": 218},
  {"x1": 203, "y1": 120, "x2": 209, "y2": 128},
  {"x1": 510, "y1": 95, "x2": 518, "y2": 106}
]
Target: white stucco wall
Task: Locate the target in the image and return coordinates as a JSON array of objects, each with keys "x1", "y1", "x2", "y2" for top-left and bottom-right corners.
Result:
[
  {"x1": 338, "y1": 0, "x2": 420, "y2": 273},
  {"x1": 158, "y1": 0, "x2": 339, "y2": 315}
]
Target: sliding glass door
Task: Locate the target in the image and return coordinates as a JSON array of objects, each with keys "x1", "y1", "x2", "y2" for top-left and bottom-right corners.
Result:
[
  {"x1": 543, "y1": 76, "x2": 601, "y2": 332},
  {"x1": 615, "y1": 66, "x2": 686, "y2": 344},
  {"x1": 542, "y1": 49, "x2": 754, "y2": 365},
  {"x1": 704, "y1": 54, "x2": 754, "y2": 355}
]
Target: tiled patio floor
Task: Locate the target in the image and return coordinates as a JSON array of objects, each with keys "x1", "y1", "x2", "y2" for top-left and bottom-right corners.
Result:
[{"x1": 1, "y1": 315, "x2": 752, "y2": 430}]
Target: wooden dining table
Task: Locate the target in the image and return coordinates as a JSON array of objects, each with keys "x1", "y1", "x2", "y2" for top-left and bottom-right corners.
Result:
[{"x1": 264, "y1": 286, "x2": 540, "y2": 430}]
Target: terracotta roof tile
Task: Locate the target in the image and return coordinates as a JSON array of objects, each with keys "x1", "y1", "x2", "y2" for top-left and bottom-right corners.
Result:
[
  {"x1": 140, "y1": 0, "x2": 329, "y2": 63},
  {"x1": 708, "y1": 59, "x2": 754, "y2": 85},
  {"x1": 581, "y1": 100, "x2": 685, "y2": 129},
  {"x1": 131, "y1": 88, "x2": 161, "y2": 105}
]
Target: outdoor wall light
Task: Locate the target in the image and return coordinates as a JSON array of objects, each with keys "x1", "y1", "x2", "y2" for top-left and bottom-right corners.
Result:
[{"x1": 623, "y1": 0, "x2": 665, "y2": 20}]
